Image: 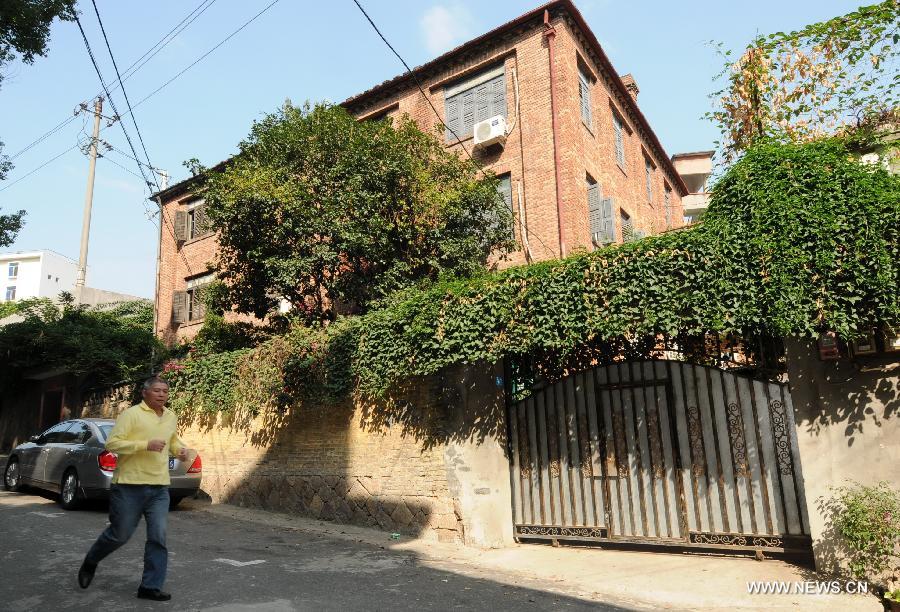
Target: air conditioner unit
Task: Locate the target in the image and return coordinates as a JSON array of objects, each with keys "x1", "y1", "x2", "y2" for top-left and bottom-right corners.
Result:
[{"x1": 473, "y1": 115, "x2": 507, "y2": 149}]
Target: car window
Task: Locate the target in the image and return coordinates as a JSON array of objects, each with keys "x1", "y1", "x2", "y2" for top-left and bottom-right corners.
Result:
[
  {"x1": 39, "y1": 422, "x2": 72, "y2": 443},
  {"x1": 59, "y1": 422, "x2": 91, "y2": 444},
  {"x1": 98, "y1": 424, "x2": 114, "y2": 440}
]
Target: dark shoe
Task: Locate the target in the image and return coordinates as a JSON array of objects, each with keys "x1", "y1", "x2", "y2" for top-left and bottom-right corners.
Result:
[
  {"x1": 137, "y1": 587, "x2": 171, "y2": 601},
  {"x1": 77, "y1": 560, "x2": 96, "y2": 589}
]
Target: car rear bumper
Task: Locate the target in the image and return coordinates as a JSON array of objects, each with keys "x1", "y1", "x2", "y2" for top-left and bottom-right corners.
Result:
[{"x1": 79, "y1": 474, "x2": 201, "y2": 501}]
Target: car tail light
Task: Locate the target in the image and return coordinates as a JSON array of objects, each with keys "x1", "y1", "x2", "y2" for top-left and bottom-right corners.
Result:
[
  {"x1": 187, "y1": 453, "x2": 202, "y2": 473},
  {"x1": 98, "y1": 451, "x2": 117, "y2": 472}
]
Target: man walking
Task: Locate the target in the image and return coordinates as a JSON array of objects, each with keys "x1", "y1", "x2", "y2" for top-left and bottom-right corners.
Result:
[{"x1": 78, "y1": 376, "x2": 191, "y2": 601}]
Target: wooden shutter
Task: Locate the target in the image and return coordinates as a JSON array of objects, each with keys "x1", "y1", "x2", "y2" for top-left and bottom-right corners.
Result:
[
  {"x1": 645, "y1": 159, "x2": 653, "y2": 203},
  {"x1": 445, "y1": 94, "x2": 461, "y2": 142},
  {"x1": 194, "y1": 204, "x2": 209, "y2": 237},
  {"x1": 193, "y1": 286, "x2": 207, "y2": 321},
  {"x1": 621, "y1": 211, "x2": 634, "y2": 242},
  {"x1": 174, "y1": 210, "x2": 188, "y2": 242},
  {"x1": 600, "y1": 197, "x2": 615, "y2": 244},
  {"x1": 664, "y1": 187, "x2": 672, "y2": 228},
  {"x1": 579, "y1": 70, "x2": 592, "y2": 127},
  {"x1": 488, "y1": 73, "x2": 506, "y2": 119},
  {"x1": 498, "y1": 174, "x2": 513, "y2": 237},
  {"x1": 614, "y1": 115, "x2": 625, "y2": 167},
  {"x1": 172, "y1": 291, "x2": 187, "y2": 324},
  {"x1": 461, "y1": 89, "x2": 476, "y2": 137},
  {"x1": 588, "y1": 181, "x2": 602, "y2": 245}
]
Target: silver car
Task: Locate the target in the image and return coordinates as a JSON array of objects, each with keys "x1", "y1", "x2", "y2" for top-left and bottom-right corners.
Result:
[{"x1": 3, "y1": 418, "x2": 202, "y2": 509}]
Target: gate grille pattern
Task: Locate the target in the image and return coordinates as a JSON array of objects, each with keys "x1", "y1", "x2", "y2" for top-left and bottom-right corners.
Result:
[{"x1": 508, "y1": 361, "x2": 811, "y2": 552}]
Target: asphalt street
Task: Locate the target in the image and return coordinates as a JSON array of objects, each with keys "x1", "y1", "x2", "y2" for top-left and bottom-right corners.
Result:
[{"x1": 0, "y1": 489, "x2": 628, "y2": 612}]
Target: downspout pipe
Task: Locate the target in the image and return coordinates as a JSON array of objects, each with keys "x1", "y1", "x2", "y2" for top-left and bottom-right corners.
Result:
[{"x1": 543, "y1": 9, "x2": 566, "y2": 259}]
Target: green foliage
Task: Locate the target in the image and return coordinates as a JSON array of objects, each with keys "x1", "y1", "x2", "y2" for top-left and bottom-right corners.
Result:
[
  {"x1": 0, "y1": 299, "x2": 19, "y2": 319},
  {"x1": 829, "y1": 481, "x2": 900, "y2": 581},
  {"x1": 886, "y1": 588, "x2": 900, "y2": 603},
  {"x1": 0, "y1": 208, "x2": 24, "y2": 246},
  {"x1": 0, "y1": 0, "x2": 78, "y2": 182},
  {"x1": 0, "y1": 294, "x2": 161, "y2": 389},
  {"x1": 165, "y1": 317, "x2": 360, "y2": 417},
  {"x1": 353, "y1": 139, "x2": 899, "y2": 396},
  {"x1": 167, "y1": 139, "x2": 899, "y2": 411},
  {"x1": 708, "y1": 0, "x2": 900, "y2": 160},
  {"x1": 199, "y1": 101, "x2": 514, "y2": 323}
]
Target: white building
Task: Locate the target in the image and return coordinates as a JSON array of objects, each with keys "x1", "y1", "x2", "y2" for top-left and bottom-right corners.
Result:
[
  {"x1": 671, "y1": 151, "x2": 714, "y2": 224},
  {"x1": 0, "y1": 250, "x2": 78, "y2": 302}
]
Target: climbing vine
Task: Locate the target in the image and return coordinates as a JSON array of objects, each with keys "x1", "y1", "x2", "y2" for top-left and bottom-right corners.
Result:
[{"x1": 166, "y1": 139, "x2": 899, "y2": 412}]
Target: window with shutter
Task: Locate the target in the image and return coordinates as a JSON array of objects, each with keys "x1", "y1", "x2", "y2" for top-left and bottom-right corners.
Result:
[
  {"x1": 172, "y1": 291, "x2": 187, "y2": 324},
  {"x1": 645, "y1": 157, "x2": 654, "y2": 204},
  {"x1": 491, "y1": 173, "x2": 514, "y2": 238},
  {"x1": 174, "y1": 210, "x2": 188, "y2": 242},
  {"x1": 185, "y1": 273, "x2": 214, "y2": 322},
  {"x1": 579, "y1": 68, "x2": 592, "y2": 128},
  {"x1": 621, "y1": 210, "x2": 634, "y2": 242},
  {"x1": 600, "y1": 197, "x2": 615, "y2": 244},
  {"x1": 613, "y1": 113, "x2": 625, "y2": 168},
  {"x1": 444, "y1": 66, "x2": 506, "y2": 142},
  {"x1": 664, "y1": 185, "x2": 672, "y2": 229},
  {"x1": 587, "y1": 176, "x2": 602, "y2": 246}
]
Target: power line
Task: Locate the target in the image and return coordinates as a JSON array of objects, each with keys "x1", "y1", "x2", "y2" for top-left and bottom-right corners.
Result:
[
  {"x1": 0, "y1": 143, "x2": 80, "y2": 194},
  {"x1": 91, "y1": 0, "x2": 160, "y2": 193},
  {"x1": 7, "y1": 0, "x2": 217, "y2": 164},
  {"x1": 129, "y1": 0, "x2": 283, "y2": 117},
  {"x1": 348, "y1": 0, "x2": 557, "y2": 258},
  {"x1": 350, "y1": 0, "x2": 475, "y2": 164},
  {"x1": 74, "y1": 14, "x2": 155, "y2": 193}
]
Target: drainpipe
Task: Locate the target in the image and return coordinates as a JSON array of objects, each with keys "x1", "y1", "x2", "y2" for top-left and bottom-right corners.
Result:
[{"x1": 543, "y1": 9, "x2": 566, "y2": 259}]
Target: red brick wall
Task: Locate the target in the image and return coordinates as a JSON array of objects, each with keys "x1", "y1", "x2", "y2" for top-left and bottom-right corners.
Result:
[{"x1": 155, "y1": 11, "x2": 685, "y2": 342}]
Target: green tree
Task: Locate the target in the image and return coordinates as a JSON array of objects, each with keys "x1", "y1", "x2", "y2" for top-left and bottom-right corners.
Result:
[
  {"x1": 201, "y1": 102, "x2": 514, "y2": 323},
  {"x1": 0, "y1": 294, "x2": 162, "y2": 389},
  {"x1": 0, "y1": 0, "x2": 78, "y2": 241},
  {"x1": 709, "y1": 0, "x2": 899, "y2": 160}
]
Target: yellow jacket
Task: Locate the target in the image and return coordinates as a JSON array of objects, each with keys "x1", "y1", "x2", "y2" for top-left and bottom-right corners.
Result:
[{"x1": 105, "y1": 401, "x2": 184, "y2": 485}]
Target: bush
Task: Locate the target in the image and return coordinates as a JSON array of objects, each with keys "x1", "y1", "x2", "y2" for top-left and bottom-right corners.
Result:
[{"x1": 830, "y1": 481, "x2": 900, "y2": 582}]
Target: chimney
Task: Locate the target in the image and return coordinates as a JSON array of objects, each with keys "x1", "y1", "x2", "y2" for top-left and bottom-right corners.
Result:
[{"x1": 620, "y1": 74, "x2": 639, "y2": 101}]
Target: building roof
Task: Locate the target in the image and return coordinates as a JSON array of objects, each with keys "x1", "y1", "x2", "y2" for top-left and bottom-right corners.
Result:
[
  {"x1": 342, "y1": 0, "x2": 689, "y2": 195},
  {"x1": 154, "y1": 0, "x2": 689, "y2": 198},
  {"x1": 671, "y1": 151, "x2": 715, "y2": 160},
  {"x1": 0, "y1": 249, "x2": 77, "y2": 264}
]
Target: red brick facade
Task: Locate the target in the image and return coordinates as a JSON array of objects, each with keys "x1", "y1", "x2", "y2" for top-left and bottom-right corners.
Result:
[{"x1": 154, "y1": 0, "x2": 688, "y2": 343}]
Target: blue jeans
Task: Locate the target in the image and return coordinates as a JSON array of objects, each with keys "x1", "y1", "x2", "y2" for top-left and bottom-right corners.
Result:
[{"x1": 85, "y1": 484, "x2": 170, "y2": 590}]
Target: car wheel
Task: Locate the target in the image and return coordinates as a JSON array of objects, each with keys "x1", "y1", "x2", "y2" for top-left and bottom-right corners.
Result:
[
  {"x1": 59, "y1": 469, "x2": 81, "y2": 510},
  {"x1": 169, "y1": 496, "x2": 183, "y2": 510},
  {"x1": 3, "y1": 457, "x2": 22, "y2": 492}
]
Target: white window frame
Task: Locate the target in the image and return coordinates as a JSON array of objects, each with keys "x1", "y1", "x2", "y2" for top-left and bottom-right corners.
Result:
[{"x1": 7, "y1": 262, "x2": 18, "y2": 280}]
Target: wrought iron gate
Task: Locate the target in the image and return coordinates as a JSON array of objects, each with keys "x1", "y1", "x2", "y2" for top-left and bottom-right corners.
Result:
[{"x1": 507, "y1": 360, "x2": 811, "y2": 553}]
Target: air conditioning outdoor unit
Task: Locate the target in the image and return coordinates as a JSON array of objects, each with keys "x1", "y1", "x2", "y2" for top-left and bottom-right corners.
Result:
[{"x1": 473, "y1": 115, "x2": 507, "y2": 149}]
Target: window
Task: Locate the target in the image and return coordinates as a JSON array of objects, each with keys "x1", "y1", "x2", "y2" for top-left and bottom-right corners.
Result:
[
  {"x1": 173, "y1": 274, "x2": 214, "y2": 324},
  {"x1": 444, "y1": 65, "x2": 506, "y2": 143},
  {"x1": 578, "y1": 66, "x2": 592, "y2": 128},
  {"x1": 39, "y1": 422, "x2": 72, "y2": 444},
  {"x1": 613, "y1": 113, "x2": 626, "y2": 168},
  {"x1": 664, "y1": 184, "x2": 672, "y2": 229},
  {"x1": 645, "y1": 157, "x2": 654, "y2": 204},
  {"x1": 494, "y1": 173, "x2": 514, "y2": 238},
  {"x1": 7, "y1": 262, "x2": 18, "y2": 279},
  {"x1": 621, "y1": 209, "x2": 634, "y2": 242},
  {"x1": 587, "y1": 175, "x2": 615, "y2": 246},
  {"x1": 174, "y1": 199, "x2": 210, "y2": 242},
  {"x1": 5, "y1": 286, "x2": 15, "y2": 301}
]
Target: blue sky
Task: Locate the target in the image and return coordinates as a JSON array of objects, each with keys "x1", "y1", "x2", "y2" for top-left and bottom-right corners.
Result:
[{"x1": 0, "y1": 0, "x2": 861, "y2": 298}]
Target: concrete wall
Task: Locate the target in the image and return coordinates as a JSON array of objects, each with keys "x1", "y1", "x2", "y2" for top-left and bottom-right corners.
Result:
[
  {"x1": 82, "y1": 362, "x2": 515, "y2": 548},
  {"x1": 38, "y1": 251, "x2": 78, "y2": 298},
  {"x1": 785, "y1": 338, "x2": 900, "y2": 575}
]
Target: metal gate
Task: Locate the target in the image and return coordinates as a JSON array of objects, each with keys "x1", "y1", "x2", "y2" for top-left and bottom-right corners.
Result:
[{"x1": 508, "y1": 360, "x2": 811, "y2": 553}]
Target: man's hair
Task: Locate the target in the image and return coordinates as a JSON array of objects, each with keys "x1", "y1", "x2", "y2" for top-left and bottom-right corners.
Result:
[{"x1": 142, "y1": 376, "x2": 170, "y2": 391}]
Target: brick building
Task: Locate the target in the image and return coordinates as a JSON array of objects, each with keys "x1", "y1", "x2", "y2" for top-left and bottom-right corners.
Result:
[{"x1": 153, "y1": 0, "x2": 699, "y2": 344}]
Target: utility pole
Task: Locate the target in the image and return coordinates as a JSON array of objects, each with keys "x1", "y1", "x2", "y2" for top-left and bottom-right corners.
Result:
[{"x1": 74, "y1": 96, "x2": 103, "y2": 296}]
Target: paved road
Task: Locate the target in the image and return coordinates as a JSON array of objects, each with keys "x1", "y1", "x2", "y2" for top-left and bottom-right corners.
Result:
[{"x1": 0, "y1": 489, "x2": 628, "y2": 611}]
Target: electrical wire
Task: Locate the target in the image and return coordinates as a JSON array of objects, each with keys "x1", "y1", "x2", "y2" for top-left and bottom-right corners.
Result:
[
  {"x1": 350, "y1": 0, "x2": 475, "y2": 163},
  {"x1": 349, "y1": 0, "x2": 557, "y2": 258},
  {"x1": 90, "y1": 0, "x2": 160, "y2": 193},
  {"x1": 7, "y1": 0, "x2": 217, "y2": 164}
]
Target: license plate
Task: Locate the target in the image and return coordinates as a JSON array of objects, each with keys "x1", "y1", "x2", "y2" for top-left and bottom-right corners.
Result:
[{"x1": 168, "y1": 458, "x2": 175, "y2": 470}]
